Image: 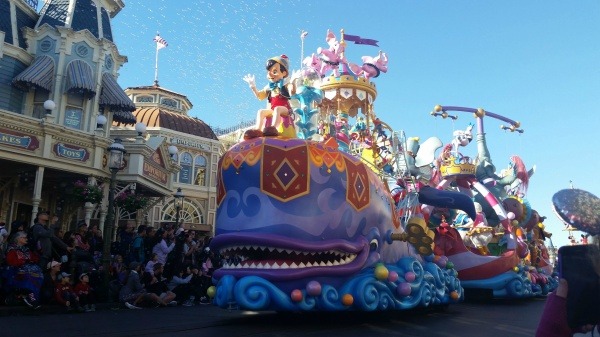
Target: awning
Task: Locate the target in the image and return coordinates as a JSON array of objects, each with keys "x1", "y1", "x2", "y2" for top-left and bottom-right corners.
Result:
[
  {"x1": 12, "y1": 55, "x2": 55, "y2": 91},
  {"x1": 64, "y1": 60, "x2": 96, "y2": 96},
  {"x1": 113, "y1": 110, "x2": 137, "y2": 125},
  {"x1": 99, "y1": 72, "x2": 136, "y2": 111}
]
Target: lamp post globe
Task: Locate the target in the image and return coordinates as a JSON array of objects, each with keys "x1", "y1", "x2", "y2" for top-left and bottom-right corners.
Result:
[
  {"x1": 174, "y1": 187, "x2": 184, "y2": 228},
  {"x1": 135, "y1": 122, "x2": 147, "y2": 137},
  {"x1": 43, "y1": 99, "x2": 56, "y2": 114},
  {"x1": 168, "y1": 145, "x2": 178, "y2": 159},
  {"x1": 96, "y1": 114, "x2": 107, "y2": 129},
  {"x1": 102, "y1": 139, "x2": 126, "y2": 297}
]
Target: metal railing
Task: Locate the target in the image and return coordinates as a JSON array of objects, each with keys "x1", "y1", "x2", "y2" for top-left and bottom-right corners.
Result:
[{"x1": 211, "y1": 120, "x2": 255, "y2": 136}]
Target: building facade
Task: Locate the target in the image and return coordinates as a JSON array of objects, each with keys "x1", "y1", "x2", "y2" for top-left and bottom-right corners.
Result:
[
  {"x1": 0, "y1": 0, "x2": 221, "y2": 237},
  {"x1": 113, "y1": 84, "x2": 223, "y2": 234}
]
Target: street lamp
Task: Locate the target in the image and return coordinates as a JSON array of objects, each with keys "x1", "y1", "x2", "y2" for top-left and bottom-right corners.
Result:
[
  {"x1": 43, "y1": 99, "x2": 56, "y2": 115},
  {"x1": 135, "y1": 122, "x2": 146, "y2": 137},
  {"x1": 96, "y1": 114, "x2": 107, "y2": 130},
  {"x1": 102, "y1": 138, "x2": 126, "y2": 296},
  {"x1": 168, "y1": 144, "x2": 178, "y2": 160},
  {"x1": 173, "y1": 187, "x2": 184, "y2": 228}
]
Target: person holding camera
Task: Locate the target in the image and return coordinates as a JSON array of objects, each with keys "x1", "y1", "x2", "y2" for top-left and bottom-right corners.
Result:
[
  {"x1": 536, "y1": 278, "x2": 598, "y2": 337},
  {"x1": 152, "y1": 228, "x2": 175, "y2": 266}
]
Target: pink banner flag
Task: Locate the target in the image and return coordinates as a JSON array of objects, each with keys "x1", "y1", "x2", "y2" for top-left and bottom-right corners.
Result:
[{"x1": 344, "y1": 34, "x2": 379, "y2": 47}]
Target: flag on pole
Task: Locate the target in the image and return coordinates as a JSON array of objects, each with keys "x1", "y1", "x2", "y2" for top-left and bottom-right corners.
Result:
[
  {"x1": 344, "y1": 34, "x2": 379, "y2": 47},
  {"x1": 154, "y1": 34, "x2": 168, "y2": 50}
]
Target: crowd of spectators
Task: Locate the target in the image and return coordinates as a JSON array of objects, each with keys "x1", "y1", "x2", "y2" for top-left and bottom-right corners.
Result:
[{"x1": 0, "y1": 211, "x2": 219, "y2": 312}]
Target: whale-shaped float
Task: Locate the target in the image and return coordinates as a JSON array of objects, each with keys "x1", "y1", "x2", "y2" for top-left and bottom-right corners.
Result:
[{"x1": 210, "y1": 136, "x2": 463, "y2": 311}]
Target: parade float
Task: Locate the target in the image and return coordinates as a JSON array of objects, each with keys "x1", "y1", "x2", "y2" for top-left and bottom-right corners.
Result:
[
  {"x1": 425, "y1": 106, "x2": 558, "y2": 298},
  {"x1": 209, "y1": 29, "x2": 557, "y2": 312}
]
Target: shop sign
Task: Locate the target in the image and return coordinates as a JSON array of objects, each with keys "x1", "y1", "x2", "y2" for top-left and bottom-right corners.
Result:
[
  {"x1": 169, "y1": 137, "x2": 211, "y2": 151},
  {"x1": 0, "y1": 128, "x2": 39, "y2": 150},
  {"x1": 64, "y1": 108, "x2": 82, "y2": 130},
  {"x1": 53, "y1": 143, "x2": 89, "y2": 161},
  {"x1": 143, "y1": 160, "x2": 168, "y2": 184}
]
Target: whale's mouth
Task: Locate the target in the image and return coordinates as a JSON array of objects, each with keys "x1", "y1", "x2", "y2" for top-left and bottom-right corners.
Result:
[
  {"x1": 211, "y1": 234, "x2": 369, "y2": 281},
  {"x1": 220, "y1": 245, "x2": 357, "y2": 270}
]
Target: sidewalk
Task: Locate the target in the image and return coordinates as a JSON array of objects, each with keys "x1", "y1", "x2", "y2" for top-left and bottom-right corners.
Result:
[{"x1": 0, "y1": 301, "x2": 118, "y2": 317}]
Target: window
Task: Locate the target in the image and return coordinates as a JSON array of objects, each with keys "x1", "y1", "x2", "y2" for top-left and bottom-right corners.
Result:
[
  {"x1": 161, "y1": 198, "x2": 204, "y2": 225},
  {"x1": 161, "y1": 98, "x2": 177, "y2": 108},
  {"x1": 64, "y1": 92, "x2": 84, "y2": 130},
  {"x1": 194, "y1": 155, "x2": 207, "y2": 186},
  {"x1": 136, "y1": 96, "x2": 153, "y2": 103},
  {"x1": 104, "y1": 55, "x2": 113, "y2": 70},
  {"x1": 31, "y1": 88, "x2": 49, "y2": 118},
  {"x1": 178, "y1": 152, "x2": 193, "y2": 184}
]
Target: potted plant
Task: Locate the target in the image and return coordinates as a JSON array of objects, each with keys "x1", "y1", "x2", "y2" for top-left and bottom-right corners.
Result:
[
  {"x1": 71, "y1": 180, "x2": 103, "y2": 204},
  {"x1": 115, "y1": 191, "x2": 149, "y2": 213}
]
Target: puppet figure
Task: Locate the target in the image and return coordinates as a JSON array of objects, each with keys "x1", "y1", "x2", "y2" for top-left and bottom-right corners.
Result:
[{"x1": 243, "y1": 55, "x2": 298, "y2": 138}]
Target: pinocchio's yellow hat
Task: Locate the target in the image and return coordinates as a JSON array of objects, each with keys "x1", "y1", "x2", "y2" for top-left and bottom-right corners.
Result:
[{"x1": 268, "y1": 54, "x2": 290, "y2": 77}]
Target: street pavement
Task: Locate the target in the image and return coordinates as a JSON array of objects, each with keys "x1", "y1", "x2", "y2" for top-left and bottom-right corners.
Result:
[{"x1": 0, "y1": 298, "x2": 595, "y2": 337}]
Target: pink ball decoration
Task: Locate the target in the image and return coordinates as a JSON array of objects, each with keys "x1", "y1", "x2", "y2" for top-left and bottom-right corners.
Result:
[
  {"x1": 404, "y1": 271, "x2": 416, "y2": 282},
  {"x1": 397, "y1": 282, "x2": 412, "y2": 296},
  {"x1": 291, "y1": 289, "x2": 303, "y2": 302},
  {"x1": 388, "y1": 271, "x2": 399, "y2": 282},
  {"x1": 306, "y1": 281, "x2": 322, "y2": 296},
  {"x1": 507, "y1": 212, "x2": 515, "y2": 220}
]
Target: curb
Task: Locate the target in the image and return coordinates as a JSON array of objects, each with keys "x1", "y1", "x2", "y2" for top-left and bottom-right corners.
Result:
[{"x1": 0, "y1": 302, "x2": 118, "y2": 317}]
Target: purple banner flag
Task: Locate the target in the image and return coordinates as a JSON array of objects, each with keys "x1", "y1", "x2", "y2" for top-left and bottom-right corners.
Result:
[{"x1": 344, "y1": 34, "x2": 379, "y2": 47}]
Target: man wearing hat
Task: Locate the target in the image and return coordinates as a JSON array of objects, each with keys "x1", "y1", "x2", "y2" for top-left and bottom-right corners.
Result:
[
  {"x1": 243, "y1": 54, "x2": 299, "y2": 138},
  {"x1": 31, "y1": 211, "x2": 72, "y2": 270},
  {"x1": 41, "y1": 260, "x2": 62, "y2": 304}
]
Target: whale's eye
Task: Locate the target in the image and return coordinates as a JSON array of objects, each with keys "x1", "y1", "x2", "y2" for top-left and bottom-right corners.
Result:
[{"x1": 369, "y1": 239, "x2": 378, "y2": 251}]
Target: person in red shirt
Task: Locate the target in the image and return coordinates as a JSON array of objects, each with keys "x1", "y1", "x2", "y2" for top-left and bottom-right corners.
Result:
[
  {"x1": 54, "y1": 272, "x2": 84, "y2": 312},
  {"x1": 4, "y1": 231, "x2": 43, "y2": 309},
  {"x1": 74, "y1": 272, "x2": 96, "y2": 312}
]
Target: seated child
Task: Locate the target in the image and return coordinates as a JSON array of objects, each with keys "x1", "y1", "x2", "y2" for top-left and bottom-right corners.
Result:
[
  {"x1": 74, "y1": 272, "x2": 96, "y2": 312},
  {"x1": 55, "y1": 272, "x2": 84, "y2": 312}
]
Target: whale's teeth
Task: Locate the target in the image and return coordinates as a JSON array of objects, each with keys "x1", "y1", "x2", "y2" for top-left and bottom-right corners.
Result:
[
  {"x1": 270, "y1": 263, "x2": 279, "y2": 269},
  {"x1": 280, "y1": 263, "x2": 289, "y2": 269},
  {"x1": 298, "y1": 262, "x2": 306, "y2": 268},
  {"x1": 290, "y1": 262, "x2": 298, "y2": 268},
  {"x1": 326, "y1": 261, "x2": 333, "y2": 266},
  {"x1": 332, "y1": 260, "x2": 341, "y2": 266},
  {"x1": 306, "y1": 261, "x2": 313, "y2": 267},
  {"x1": 276, "y1": 248, "x2": 284, "y2": 253}
]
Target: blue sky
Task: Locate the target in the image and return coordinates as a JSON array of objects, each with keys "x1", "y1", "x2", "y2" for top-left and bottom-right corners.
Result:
[{"x1": 111, "y1": 0, "x2": 600, "y2": 248}]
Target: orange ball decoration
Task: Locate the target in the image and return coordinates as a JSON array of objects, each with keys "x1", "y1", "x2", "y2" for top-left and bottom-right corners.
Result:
[
  {"x1": 450, "y1": 291, "x2": 460, "y2": 301},
  {"x1": 342, "y1": 294, "x2": 354, "y2": 306}
]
